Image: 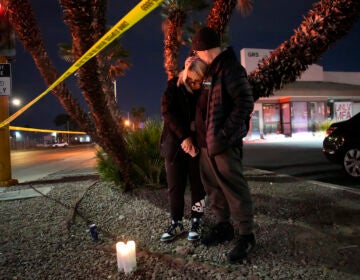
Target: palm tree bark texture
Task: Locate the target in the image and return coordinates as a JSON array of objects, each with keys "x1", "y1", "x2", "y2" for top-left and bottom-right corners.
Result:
[
  {"x1": 5, "y1": 0, "x2": 133, "y2": 190},
  {"x1": 4, "y1": 0, "x2": 95, "y2": 138},
  {"x1": 248, "y1": 0, "x2": 360, "y2": 101},
  {"x1": 60, "y1": 0, "x2": 132, "y2": 190}
]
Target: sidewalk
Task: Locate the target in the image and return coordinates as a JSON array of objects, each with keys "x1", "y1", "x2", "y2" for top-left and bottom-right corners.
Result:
[
  {"x1": 2, "y1": 163, "x2": 358, "y2": 201},
  {"x1": 0, "y1": 168, "x2": 359, "y2": 279}
]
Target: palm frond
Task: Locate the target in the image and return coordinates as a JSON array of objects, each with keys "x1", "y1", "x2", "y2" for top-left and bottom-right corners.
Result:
[{"x1": 249, "y1": 0, "x2": 360, "y2": 101}]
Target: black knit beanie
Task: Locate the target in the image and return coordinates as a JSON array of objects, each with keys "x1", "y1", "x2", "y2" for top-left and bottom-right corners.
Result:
[{"x1": 191, "y1": 27, "x2": 220, "y2": 51}]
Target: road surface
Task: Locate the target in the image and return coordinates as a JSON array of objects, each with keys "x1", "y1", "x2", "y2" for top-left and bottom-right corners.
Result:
[
  {"x1": 10, "y1": 139, "x2": 359, "y2": 189},
  {"x1": 11, "y1": 145, "x2": 97, "y2": 183}
]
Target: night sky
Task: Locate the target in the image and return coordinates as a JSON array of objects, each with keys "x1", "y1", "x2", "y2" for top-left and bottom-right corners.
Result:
[{"x1": 9, "y1": 0, "x2": 360, "y2": 129}]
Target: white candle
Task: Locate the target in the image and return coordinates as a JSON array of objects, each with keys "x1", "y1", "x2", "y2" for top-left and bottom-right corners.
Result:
[
  {"x1": 127, "y1": 240, "x2": 136, "y2": 271},
  {"x1": 116, "y1": 242, "x2": 125, "y2": 272},
  {"x1": 116, "y1": 241, "x2": 136, "y2": 274}
]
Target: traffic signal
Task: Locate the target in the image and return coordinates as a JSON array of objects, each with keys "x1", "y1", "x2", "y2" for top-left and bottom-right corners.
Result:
[
  {"x1": 0, "y1": 3, "x2": 15, "y2": 58},
  {"x1": 0, "y1": 3, "x2": 4, "y2": 16}
]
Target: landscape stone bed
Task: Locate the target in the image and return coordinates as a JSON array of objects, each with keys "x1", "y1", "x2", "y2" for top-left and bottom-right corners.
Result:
[{"x1": 0, "y1": 169, "x2": 359, "y2": 279}]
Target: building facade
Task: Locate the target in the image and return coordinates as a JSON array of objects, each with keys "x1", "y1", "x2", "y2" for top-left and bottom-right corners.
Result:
[{"x1": 240, "y1": 48, "x2": 360, "y2": 139}]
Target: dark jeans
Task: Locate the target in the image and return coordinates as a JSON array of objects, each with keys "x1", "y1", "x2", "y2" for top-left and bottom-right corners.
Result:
[
  {"x1": 165, "y1": 153, "x2": 206, "y2": 221},
  {"x1": 199, "y1": 147, "x2": 254, "y2": 235}
]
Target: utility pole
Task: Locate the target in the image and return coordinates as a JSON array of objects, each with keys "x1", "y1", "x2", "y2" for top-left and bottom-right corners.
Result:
[
  {"x1": 0, "y1": 58, "x2": 17, "y2": 186},
  {"x1": 0, "y1": 3, "x2": 17, "y2": 186},
  {"x1": 113, "y1": 80, "x2": 117, "y2": 101}
]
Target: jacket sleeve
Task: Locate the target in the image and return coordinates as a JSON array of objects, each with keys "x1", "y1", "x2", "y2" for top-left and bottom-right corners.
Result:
[
  {"x1": 221, "y1": 63, "x2": 254, "y2": 139},
  {"x1": 161, "y1": 79, "x2": 191, "y2": 141}
]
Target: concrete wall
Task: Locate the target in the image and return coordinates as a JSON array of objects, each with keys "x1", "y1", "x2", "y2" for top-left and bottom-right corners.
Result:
[{"x1": 324, "y1": 71, "x2": 360, "y2": 85}]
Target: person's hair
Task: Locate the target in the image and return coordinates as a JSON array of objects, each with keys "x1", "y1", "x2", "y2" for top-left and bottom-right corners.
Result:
[
  {"x1": 187, "y1": 57, "x2": 207, "y2": 78},
  {"x1": 181, "y1": 56, "x2": 207, "y2": 92}
]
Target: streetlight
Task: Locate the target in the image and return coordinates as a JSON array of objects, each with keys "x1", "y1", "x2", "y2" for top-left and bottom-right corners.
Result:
[
  {"x1": 124, "y1": 119, "x2": 131, "y2": 127},
  {"x1": 9, "y1": 97, "x2": 21, "y2": 117},
  {"x1": 120, "y1": 110, "x2": 131, "y2": 128},
  {"x1": 11, "y1": 97, "x2": 21, "y2": 107}
]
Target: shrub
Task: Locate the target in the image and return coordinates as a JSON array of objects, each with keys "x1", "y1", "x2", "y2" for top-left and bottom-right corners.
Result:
[
  {"x1": 96, "y1": 119, "x2": 166, "y2": 189},
  {"x1": 125, "y1": 118, "x2": 166, "y2": 188},
  {"x1": 95, "y1": 148, "x2": 125, "y2": 188},
  {"x1": 318, "y1": 119, "x2": 333, "y2": 132}
]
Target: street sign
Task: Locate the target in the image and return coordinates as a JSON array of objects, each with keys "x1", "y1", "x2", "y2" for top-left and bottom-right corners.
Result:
[{"x1": 0, "y1": 63, "x2": 11, "y2": 96}]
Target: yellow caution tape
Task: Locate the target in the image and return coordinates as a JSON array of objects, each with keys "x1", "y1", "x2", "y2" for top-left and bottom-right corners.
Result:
[
  {"x1": 0, "y1": 0, "x2": 163, "y2": 129},
  {"x1": 10, "y1": 126, "x2": 86, "y2": 134}
]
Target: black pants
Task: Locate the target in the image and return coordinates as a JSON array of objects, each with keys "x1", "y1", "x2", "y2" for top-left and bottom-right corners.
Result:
[
  {"x1": 165, "y1": 153, "x2": 206, "y2": 221},
  {"x1": 199, "y1": 147, "x2": 254, "y2": 235}
]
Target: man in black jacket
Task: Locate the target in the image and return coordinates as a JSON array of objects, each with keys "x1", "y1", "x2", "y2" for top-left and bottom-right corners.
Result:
[{"x1": 190, "y1": 27, "x2": 255, "y2": 263}]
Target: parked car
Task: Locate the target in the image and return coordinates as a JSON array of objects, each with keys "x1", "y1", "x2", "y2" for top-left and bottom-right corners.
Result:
[
  {"x1": 52, "y1": 142, "x2": 69, "y2": 148},
  {"x1": 322, "y1": 113, "x2": 360, "y2": 178}
]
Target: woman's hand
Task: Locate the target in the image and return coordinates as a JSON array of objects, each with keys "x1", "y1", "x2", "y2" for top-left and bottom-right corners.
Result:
[{"x1": 181, "y1": 137, "x2": 199, "y2": 157}]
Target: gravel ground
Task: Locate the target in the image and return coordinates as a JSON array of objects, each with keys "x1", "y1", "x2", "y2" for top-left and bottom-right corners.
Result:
[{"x1": 0, "y1": 170, "x2": 360, "y2": 280}]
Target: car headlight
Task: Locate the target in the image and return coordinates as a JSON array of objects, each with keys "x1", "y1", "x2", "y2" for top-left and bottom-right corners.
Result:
[{"x1": 332, "y1": 135, "x2": 345, "y2": 148}]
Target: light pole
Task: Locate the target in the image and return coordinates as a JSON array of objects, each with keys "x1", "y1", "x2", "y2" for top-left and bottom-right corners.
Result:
[
  {"x1": 9, "y1": 97, "x2": 21, "y2": 149},
  {"x1": 0, "y1": 60, "x2": 18, "y2": 186},
  {"x1": 66, "y1": 120, "x2": 69, "y2": 143},
  {"x1": 113, "y1": 80, "x2": 117, "y2": 101},
  {"x1": 0, "y1": 4, "x2": 17, "y2": 186}
]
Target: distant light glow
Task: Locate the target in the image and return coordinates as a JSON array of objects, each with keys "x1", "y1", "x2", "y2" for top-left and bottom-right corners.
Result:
[
  {"x1": 124, "y1": 119, "x2": 130, "y2": 127},
  {"x1": 12, "y1": 98, "x2": 21, "y2": 107}
]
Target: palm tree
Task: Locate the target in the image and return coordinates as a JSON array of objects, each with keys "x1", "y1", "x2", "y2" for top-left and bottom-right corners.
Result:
[
  {"x1": 248, "y1": 0, "x2": 360, "y2": 101},
  {"x1": 160, "y1": 0, "x2": 252, "y2": 80},
  {"x1": 195, "y1": 0, "x2": 360, "y2": 104},
  {"x1": 58, "y1": 31, "x2": 131, "y2": 125},
  {"x1": 206, "y1": 0, "x2": 253, "y2": 38},
  {"x1": 203, "y1": 0, "x2": 360, "y2": 102},
  {"x1": 59, "y1": 0, "x2": 133, "y2": 189},
  {"x1": 6, "y1": 0, "x2": 360, "y2": 190},
  {"x1": 161, "y1": 0, "x2": 208, "y2": 80},
  {"x1": 53, "y1": 113, "x2": 79, "y2": 131},
  {"x1": 53, "y1": 113, "x2": 79, "y2": 143},
  {"x1": 5, "y1": 0, "x2": 134, "y2": 190},
  {"x1": 130, "y1": 107, "x2": 146, "y2": 129}
]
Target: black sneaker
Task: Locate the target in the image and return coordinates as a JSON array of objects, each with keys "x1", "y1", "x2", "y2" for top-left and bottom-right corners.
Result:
[
  {"x1": 201, "y1": 222, "x2": 234, "y2": 246},
  {"x1": 187, "y1": 217, "x2": 202, "y2": 241},
  {"x1": 227, "y1": 233, "x2": 256, "y2": 263},
  {"x1": 160, "y1": 220, "x2": 184, "y2": 242}
]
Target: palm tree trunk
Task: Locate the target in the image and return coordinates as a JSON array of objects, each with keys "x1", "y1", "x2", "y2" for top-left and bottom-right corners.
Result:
[
  {"x1": 163, "y1": 9, "x2": 186, "y2": 80},
  {"x1": 89, "y1": 0, "x2": 124, "y2": 126},
  {"x1": 206, "y1": 0, "x2": 237, "y2": 38},
  {"x1": 60, "y1": 0, "x2": 132, "y2": 190}
]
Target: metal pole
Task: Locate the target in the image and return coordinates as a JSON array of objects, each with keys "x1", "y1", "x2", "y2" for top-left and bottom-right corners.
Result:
[
  {"x1": 67, "y1": 120, "x2": 70, "y2": 143},
  {"x1": 113, "y1": 80, "x2": 117, "y2": 101},
  {"x1": 0, "y1": 58, "x2": 18, "y2": 186}
]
